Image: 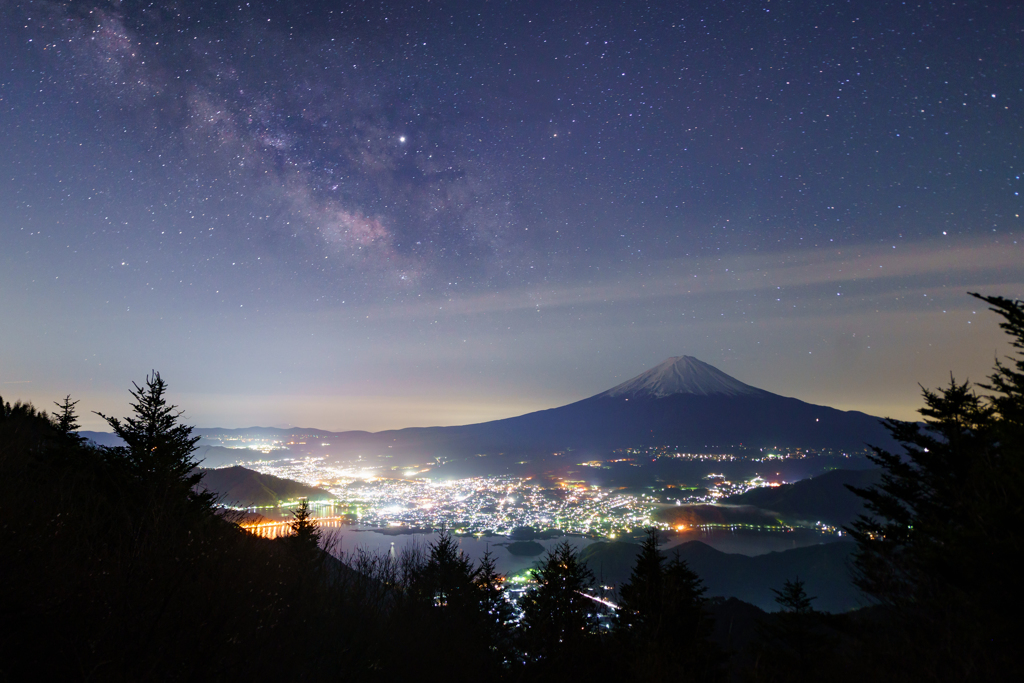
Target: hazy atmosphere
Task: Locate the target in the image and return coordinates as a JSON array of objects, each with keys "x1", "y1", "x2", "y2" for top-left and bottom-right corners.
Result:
[
  {"x1": 2, "y1": 0, "x2": 1021, "y2": 430},
  {"x1": 4, "y1": 4, "x2": 1024, "y2": 682}
]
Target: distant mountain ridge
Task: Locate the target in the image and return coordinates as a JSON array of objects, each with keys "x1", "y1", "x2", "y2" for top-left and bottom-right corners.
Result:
[
  {"x1": 349, "y1": 356, "x2": 896, "y2": 459},
  {"x1": 83, "y1": 356, "x2": 898, "y2": 462}
]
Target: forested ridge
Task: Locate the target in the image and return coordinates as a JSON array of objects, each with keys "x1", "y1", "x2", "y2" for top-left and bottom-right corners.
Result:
[{"x1": 2, "y1": 293, "x2": 1021, "y2": 682}]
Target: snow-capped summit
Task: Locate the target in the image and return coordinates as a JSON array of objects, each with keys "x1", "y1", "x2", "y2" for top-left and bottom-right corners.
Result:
[{"x1": 596, "y1": 356, "x2": 769, "y2": 399}]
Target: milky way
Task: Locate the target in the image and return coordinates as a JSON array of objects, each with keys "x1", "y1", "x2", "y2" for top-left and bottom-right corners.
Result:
[{"x1": 2, "y1": 1, "x2": 1022, "y2": 429}]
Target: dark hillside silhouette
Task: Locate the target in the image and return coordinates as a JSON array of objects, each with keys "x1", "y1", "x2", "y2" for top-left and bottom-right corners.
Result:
[
  {"x1": 0, "y1": 379, "x2": 369, "y2": 681},
  {"x1": 196, "y1": 465, "x2": 334, "y2": 507},
  {"x1": 581, "y1": 539, "x2": 860, "y2": 612},
  {"x1": 722, "y1": 468, "x2": 882, "y2": 526}
]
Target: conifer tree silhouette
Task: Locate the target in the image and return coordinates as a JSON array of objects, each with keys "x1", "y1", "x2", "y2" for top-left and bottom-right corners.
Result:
[
  {"x1": 616, "y1": 527, "x2": 666, "y2": 636},
  {"x1": 96, "y1": 371, "x2": 212, "y2": 510},
  {"x1": 616, "y1": 529, "x2": 718, "y2": 682},
  {"x1": 846, "y1": 293, "x2": 1024, "y2": 680},
  {"x1": 288, "y1": 498, "x2": 323, "y2": 560},
  {"x1": 52, "y1": 395, "x2": 84, "y2": 445},
  {"x1": 475, "y1": 548, "x2": 514, "y2": 662},
  {"x1": 772, "y1": 577, "x2": 815, "y2": 614},
  {"x1": 520, "y1": 540, "x2": 597, "y2": 667}
]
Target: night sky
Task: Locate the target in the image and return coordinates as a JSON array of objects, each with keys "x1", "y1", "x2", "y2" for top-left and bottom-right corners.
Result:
[{"x1": 2, "y1": 0, "x2": 1022, "y2": 431}]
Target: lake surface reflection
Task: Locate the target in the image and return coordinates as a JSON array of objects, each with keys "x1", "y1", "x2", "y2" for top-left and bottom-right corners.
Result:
[{"x1": 322, "y1": 525, "x2": 844, "y2": 577}]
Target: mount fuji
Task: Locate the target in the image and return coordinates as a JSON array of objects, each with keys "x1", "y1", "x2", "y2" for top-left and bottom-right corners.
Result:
[
  {"x1": 283, "y1": 355, "x2": 898, "y2": 462},
  {"x1": 596, "y1": 356, "x2": 771, "y2": 399}
]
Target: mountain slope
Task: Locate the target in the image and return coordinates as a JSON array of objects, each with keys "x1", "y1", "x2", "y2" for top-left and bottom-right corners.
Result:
[
  {"x1": 598, "y1": 355, "x2": 770, "y2": 399},
  {"x1": 356, "y1": 363, "x2": 895, "y2": 459},
  {"x1": 722, "y1": 468, "x2": 883, "y2": 526},
  {"x1": 196, "y1": 466, "x2": 334, "y2": 507},
  {"x1": 353, "y1": 357, "x2": 895, "y2": 458},
  {"x1": 580, "y1": 539, "x2": 863, "y2": 612},
  {"x1": 86, "y1": 357, "x2": 898, "y2": 462}
]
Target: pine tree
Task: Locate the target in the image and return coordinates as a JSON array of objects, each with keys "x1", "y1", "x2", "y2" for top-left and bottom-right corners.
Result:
[
  {"x1": 616, "y1": 530, "x2": 718, "y2": 682},
  {"x1": 52, "y1": 395, "x2": 84, "y2": 445},
  {"x1": 520, "y1": 540, "x2": 598, "y2": 663},
  {"x1": 0, "y1": 398, "x2": 59, "y2": 459},
  {"x1": 663, "y1": 549, "x2": 708, "y2": 627},
  {"x1": 476, "y1": 548, "x2": 513, "y2": 635},
  {"x1": 414, "y1": 527, "x2": 479, "y2": 611},
  {"x1": 772, "y1": 577, "x2": 815, "y2": 614},
  {"x1": 846, "y1": 293, "x2": 1024, "y2": 679},
  {"x1": 753, "y1": 577, "x2": 829, "y2": 683},
  {"x1": 96, "y1": 372, "x2": 212, "y2": 510},
  {"x1": 288, "y1": 498, "x2": 323, "y2": 560},
  {"x1": 388, "y1": 529, "x2": 504, "y2": 681},
  {"x1": 615, "y1": 527, "x2": 665, "y2": 635}
]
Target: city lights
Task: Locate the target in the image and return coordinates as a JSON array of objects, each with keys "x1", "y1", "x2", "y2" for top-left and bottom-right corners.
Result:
[{"x1": 229, "y1": 453, "x2": 785, "y2": 538}]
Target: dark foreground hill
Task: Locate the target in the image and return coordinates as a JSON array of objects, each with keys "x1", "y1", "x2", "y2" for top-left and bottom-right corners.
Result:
[
  {"x1": 580, "y1": 539, "x2": 862, "y2": 612},
  {"x1": 721, "y1": 468, "x2": 883, "y2": 527},
  {"x1": 196, "y1": 466, "x2": 334, "y2": 507}
]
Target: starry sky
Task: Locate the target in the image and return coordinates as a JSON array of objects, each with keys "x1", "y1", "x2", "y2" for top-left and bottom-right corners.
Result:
[{"x1": 2, "y1": 0, "x2": 1022, "y2": 431}]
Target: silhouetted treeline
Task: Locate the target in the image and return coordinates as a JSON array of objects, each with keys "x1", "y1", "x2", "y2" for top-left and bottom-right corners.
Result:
[
  {"x1": 2, "y1": 291, "x2": 1022, "y2": 682},
  {"x1": 840, "y1": 293, "x2": 1024, "y2": 681},
  {"x1": 737, "y1": 293, "x2": 1024, "y2": 682},
  {"x1": 0, "y1": 378, "x2": 372, "y2": 681}
]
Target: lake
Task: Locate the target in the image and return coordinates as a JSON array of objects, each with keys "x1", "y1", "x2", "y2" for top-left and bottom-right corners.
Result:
[{"x1": 322, "y1": 525, "x2": 845, "y2": 577}]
